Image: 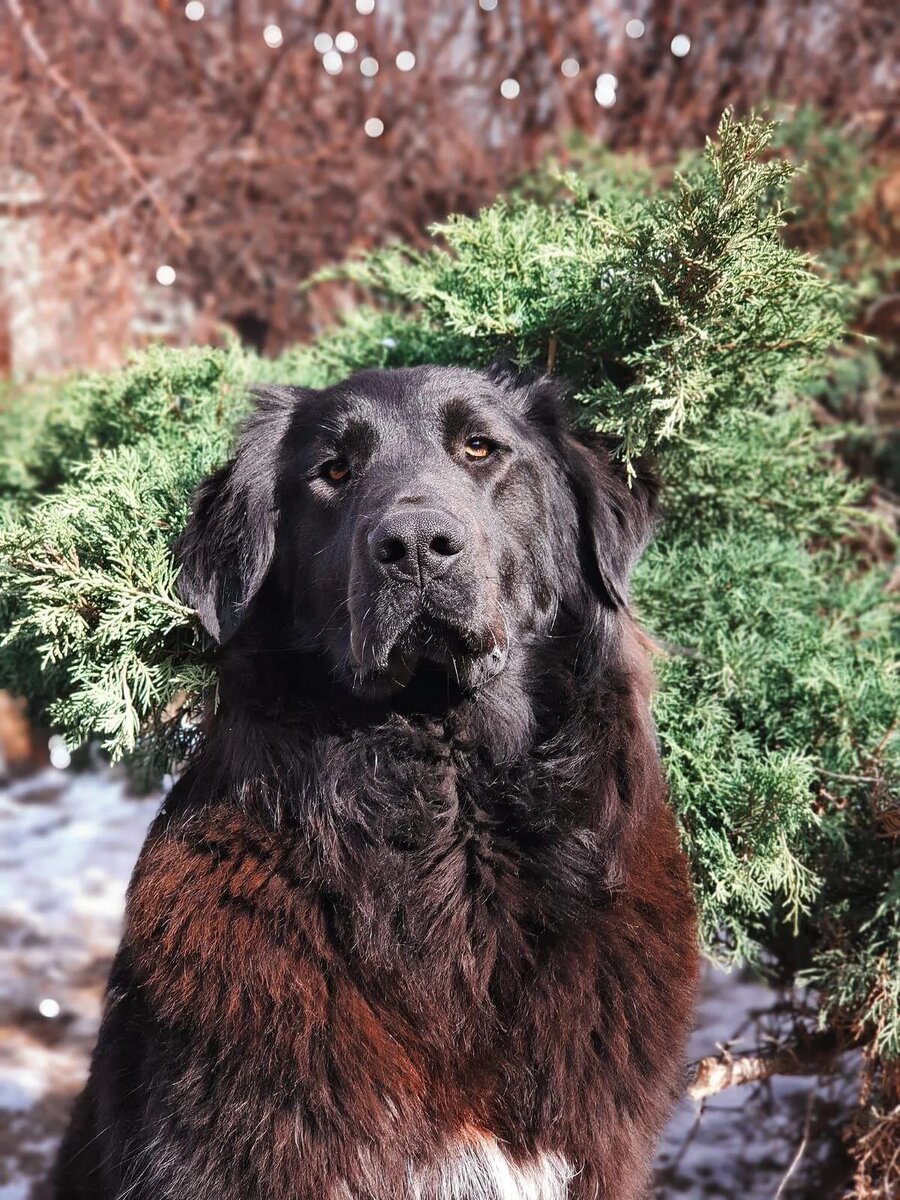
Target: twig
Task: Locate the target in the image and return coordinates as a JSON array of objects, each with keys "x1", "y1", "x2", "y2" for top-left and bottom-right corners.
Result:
[
  {"x1": 687, "y1": 1030, "x2": 852, "y2": 1102},
  {"x1": 774, "y1": 1080, "x2": 818, "y2": 1198},
  {"x1": 657, "y1": 1099, "x2": 707, "y2": 1184},
  {"x1": 817, "y1": 768, "x2": 883, "y2": 785}
]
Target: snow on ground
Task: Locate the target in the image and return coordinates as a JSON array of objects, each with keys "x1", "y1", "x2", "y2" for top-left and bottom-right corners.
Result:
[
  {"x1": 655, "y1": 968, "x2": 853, "y2": 1197},
  {"x1": 0, "y1": 769, "x2": 159, "y2": 1200},
  {"x1": 0, "y1": 768, "x2": 840, "y2": 1198}
]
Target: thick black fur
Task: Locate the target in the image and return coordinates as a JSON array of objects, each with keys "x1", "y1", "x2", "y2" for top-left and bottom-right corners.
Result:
[{"x1": 54, "y1": 365, "x2": 699, "y2": 1200}]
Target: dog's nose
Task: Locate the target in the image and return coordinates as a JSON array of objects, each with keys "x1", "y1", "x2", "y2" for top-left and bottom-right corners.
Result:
[{"x1": 369, "y1": 508, "x2": 466, "y2": 585}]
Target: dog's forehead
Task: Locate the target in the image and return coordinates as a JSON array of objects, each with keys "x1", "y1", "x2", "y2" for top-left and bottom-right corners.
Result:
[{"x1": 316, "y1": 366, "x2": 505, "y2": 436}]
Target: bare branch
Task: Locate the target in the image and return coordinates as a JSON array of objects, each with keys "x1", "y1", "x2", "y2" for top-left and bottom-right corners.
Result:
[
  {"x1": 688, "y1": 1030, "x2": 853, "y2": 1102},
  {"x1": 4, "y1": 0, "x2": 190, "y2": 245},
  {"x1": 775, "y1": 1082, "x2": 818, "y2": 1199},
  {"x1": 1, "y1": 0, "x2": 896, "y2": 367}
]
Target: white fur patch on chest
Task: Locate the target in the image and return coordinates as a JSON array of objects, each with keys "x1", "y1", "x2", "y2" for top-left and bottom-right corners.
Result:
[{"x1": 411, "y1": 1132, "x2": 574, "y2": 1200}]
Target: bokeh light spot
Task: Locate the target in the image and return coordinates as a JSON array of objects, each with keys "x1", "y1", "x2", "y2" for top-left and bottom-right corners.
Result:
[
  {"x1": 625, "y1": 19, "x2": 645, "y2": 39},
  {"x1": 395, "y1": 50, "x2": 416, "y2": 71},
  {"x1": 365, "y1": 117, "x2": 385, "y2": 138},
  {"x1": 263, "y1": 24, "x2": 283, "y2": 49},
  {"x1": 671, "y1": 34, "x2": 692, "y2": 57},
  {"x1": 155, "y1": 264, "x2": 176, "y2": 287},
  {"x1": 560, "y1": 58, "x2": 580, "y2": 78},
  {"x1": 595, "y1": 73, "x2": 618, "y2": 108},
  {"x1": 500, "y1": 77, "x2": 520, "y2": 99}
]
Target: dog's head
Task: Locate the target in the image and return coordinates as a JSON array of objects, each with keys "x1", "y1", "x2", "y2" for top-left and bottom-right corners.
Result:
[{"x1": 175, "y1": 366, "x2": 655, "y2": 698}]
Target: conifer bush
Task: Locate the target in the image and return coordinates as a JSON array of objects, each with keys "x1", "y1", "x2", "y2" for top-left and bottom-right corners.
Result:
[{"x1": 0, "y1": 114, "x2": 896, "y2": 1189}]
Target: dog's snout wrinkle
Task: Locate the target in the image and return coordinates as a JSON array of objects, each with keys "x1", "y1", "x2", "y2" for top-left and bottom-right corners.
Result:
[{"x1": 369, "y1": 507, "x2": 466, "y2": 586}]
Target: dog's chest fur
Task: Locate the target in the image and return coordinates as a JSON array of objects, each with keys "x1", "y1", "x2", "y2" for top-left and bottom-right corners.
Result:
[
  {"x1": 106, "y1": 704, "x2": 698, "y2": 1200},
  {"x1": 135, "y1": 732, "x2": 609, "y2": 1040},
  {"x1": 410, "y1": 1137, "x2": 574, "y2": 1200}
]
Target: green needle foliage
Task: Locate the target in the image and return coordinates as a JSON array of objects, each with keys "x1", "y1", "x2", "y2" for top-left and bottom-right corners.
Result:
[{"x1": 0, "y1": 114, "x2": 897, "y2": 1176}]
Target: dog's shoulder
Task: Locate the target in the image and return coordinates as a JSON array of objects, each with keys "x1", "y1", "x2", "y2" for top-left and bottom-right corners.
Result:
[{"x1": 123, "y1": 793, "x2": 328, "y2": 1033}]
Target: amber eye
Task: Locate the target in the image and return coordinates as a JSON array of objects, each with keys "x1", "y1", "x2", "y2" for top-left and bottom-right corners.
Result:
[
  {"x1": 321, "y1": 457, "x2": 350, "y2": 483},
  {"x1": 464, "y1": 437, "x2": 494, "y2": 460}
]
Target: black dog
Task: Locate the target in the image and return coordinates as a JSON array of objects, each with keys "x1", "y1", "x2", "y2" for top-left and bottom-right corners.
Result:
[{"x1": 55, "y1": 365, "x2": 699, "y2": 1200}]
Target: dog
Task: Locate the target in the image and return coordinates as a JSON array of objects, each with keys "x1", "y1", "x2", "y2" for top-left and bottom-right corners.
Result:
[{"x1": 54, "y1": 364, "x2": 699, "y2": 1200}]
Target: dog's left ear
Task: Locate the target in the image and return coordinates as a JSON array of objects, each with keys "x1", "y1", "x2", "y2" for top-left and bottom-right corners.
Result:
[
  {"x1": 174, "y1": 386, "x2": 302, "y2": 643},
  {"x1": 487, "y1": 364, "x2": 657, "y2": 609},
  {"x1": 563, "y1": 431, "x2": 658, "y2": 611}
]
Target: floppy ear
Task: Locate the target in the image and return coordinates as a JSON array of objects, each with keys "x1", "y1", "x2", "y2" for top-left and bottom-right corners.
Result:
[
  {"x1": 564, "y1": 432, "x2": 658, "y2": 611},
  {"x1": 174, "y1": 387, "x2": 301, "y2": 643},
  {"x1": 486, "y1": 363, "x2": 655, "y2": 607}
]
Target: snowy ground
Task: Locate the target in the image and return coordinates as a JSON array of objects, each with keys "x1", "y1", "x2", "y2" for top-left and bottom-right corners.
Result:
[
  {"x1": 0, "y1": 768, "x2": 847, "y2": 1198},
  {"x1": 0, "y1": 769, "x2": 159, "y2": 1200}
]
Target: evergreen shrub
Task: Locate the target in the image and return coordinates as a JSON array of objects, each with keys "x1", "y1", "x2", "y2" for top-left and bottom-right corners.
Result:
[{"x1": 0, "y1": 114, "x2": 896, "y2": 1183}]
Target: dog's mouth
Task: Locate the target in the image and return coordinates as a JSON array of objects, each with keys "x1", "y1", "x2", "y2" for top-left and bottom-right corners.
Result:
[
  {"x1": 396, "y1": 614, "x2": 483, "y2": 665},
  {"x1": 349, "y1": 608, "x2": 509, "y2": 698}
]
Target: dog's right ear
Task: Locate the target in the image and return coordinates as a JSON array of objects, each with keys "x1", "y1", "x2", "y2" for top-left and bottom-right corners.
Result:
[
  {"x1": 174, "y1": 387, "x2": 302, "y2": 643},
  {"x1": 562, "y1": 432, "x2": 658, "y2": 612}
]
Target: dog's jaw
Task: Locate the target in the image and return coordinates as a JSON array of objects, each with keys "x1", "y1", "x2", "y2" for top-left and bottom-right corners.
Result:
[{"x1": 345, "y1": 607, "x2": 510, "y2": 700}]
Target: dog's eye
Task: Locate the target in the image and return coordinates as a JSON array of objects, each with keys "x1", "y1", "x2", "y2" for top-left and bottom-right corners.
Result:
[
  {"x1": 464, "y1": 437, "x2": 494, "y2": 460},
  {"x1": 321, "y1": 457, "x2": 351, "y2": 483}
]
